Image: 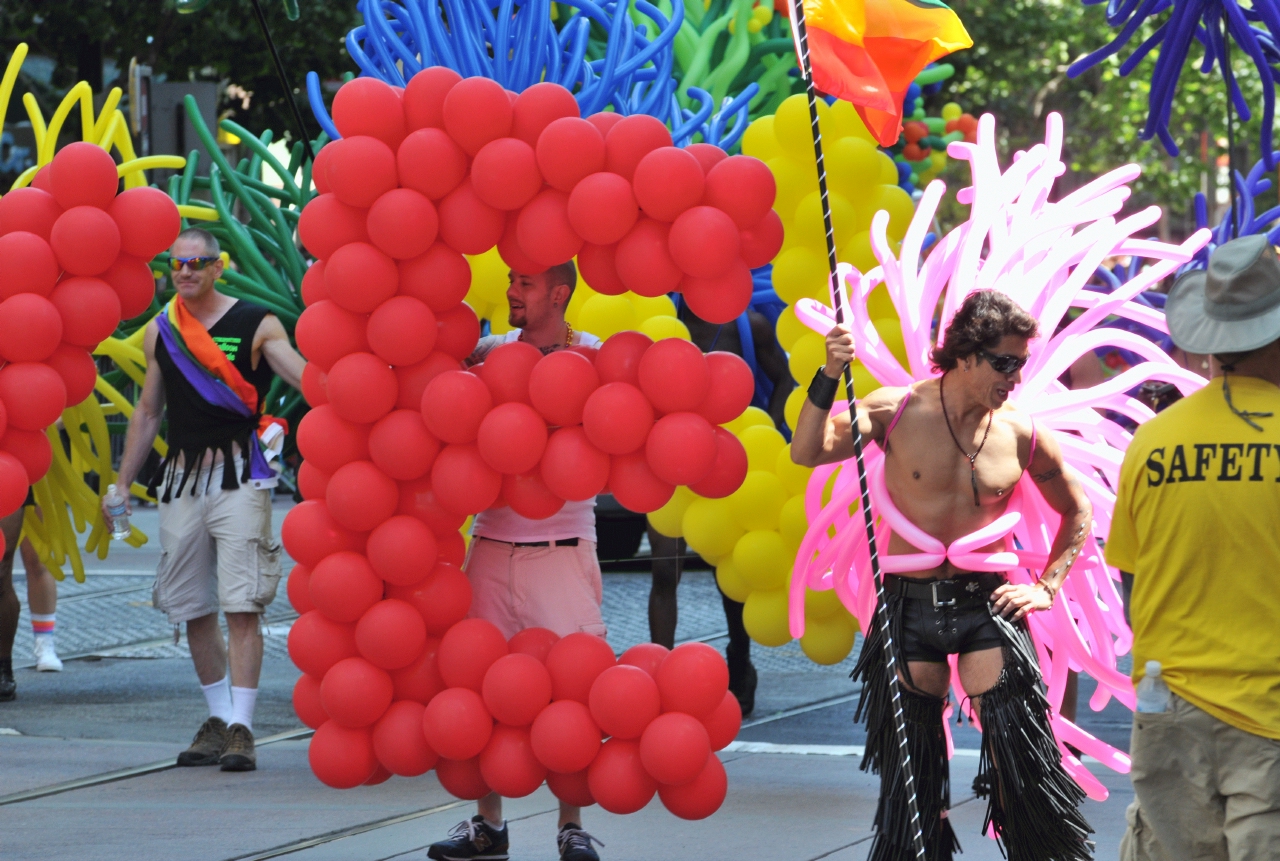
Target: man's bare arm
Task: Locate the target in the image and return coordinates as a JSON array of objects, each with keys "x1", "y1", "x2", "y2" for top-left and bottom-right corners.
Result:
[
  {"x1": 257, "y1": 314, "x2": 306, "y2": 391},
  {"x1": 791, "y1": 324, "x2": 896, "y2": 467},
  {"x1": 109, "y1": 322, "x2": 166, "y2": 516}
]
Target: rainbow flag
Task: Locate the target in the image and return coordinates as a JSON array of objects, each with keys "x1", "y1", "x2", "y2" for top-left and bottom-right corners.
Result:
[{"x1": 789, "y1": 0, "x2": 972, "y2": 146}]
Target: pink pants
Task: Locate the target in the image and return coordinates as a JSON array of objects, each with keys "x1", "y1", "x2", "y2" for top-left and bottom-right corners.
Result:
[{"x1": 463, "y1": 537, "x2": 606, "y2": 640}]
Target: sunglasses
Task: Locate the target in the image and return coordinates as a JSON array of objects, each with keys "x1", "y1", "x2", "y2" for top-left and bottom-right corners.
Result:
[
  {"x1": 977, "y1": 348, "x2": 1029, "y2": 376},
  {"x1": 169, "y1": 255, "x2": 220, "y2": 272}
]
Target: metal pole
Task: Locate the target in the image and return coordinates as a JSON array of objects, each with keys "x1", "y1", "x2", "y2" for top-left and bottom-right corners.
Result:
[
  {"x1": 785, "y1": 2, "x2": 927, "y2": 858},
  {"x1": 1223, "y1": 16, "x2": 1238, "y2": 238},
  {"x1": 247, "y1": 0, "x2": 317, "y2": 162}
]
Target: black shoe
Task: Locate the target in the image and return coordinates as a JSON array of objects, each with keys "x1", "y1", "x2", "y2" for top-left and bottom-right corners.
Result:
[
  {"x1": 220, "y1": 723, "x2": 257, "y2": 771},
  {"x1": 177, "y1": 717, "x2": 230, "y2": 766},
  {"x1": 427, "y1": 816, "x2": 509, "y2": 861},
  {"x1": 727, "y1": 654, "x2": 757, "y2": 717},
  {"x1": 0, "y1": 665, "x2": 14, "y2": 702},
  {"x1": 557, "y1": 823, "x2": 603, "y2": 861}
]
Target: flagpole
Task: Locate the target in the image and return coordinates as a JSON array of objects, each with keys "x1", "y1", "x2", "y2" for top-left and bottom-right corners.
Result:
[{"x1": 785, "y1": 2, "x2": 928, "y2": 858}]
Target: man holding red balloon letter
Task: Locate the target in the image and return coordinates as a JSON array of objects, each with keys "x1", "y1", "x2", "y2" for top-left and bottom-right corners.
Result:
[
  {"x1": 108, "y1": 228, "x2": 305, "y2": 773},
  {"x1": 428, "y1": 260, "x2": 604, "y2": 861}
]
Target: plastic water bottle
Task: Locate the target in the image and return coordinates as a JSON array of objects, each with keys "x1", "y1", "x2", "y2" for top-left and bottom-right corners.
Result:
[
  {"x1": 104, "y1": 484, "x2": 130, "y2": 540},
  {"x1": 1135, "y1": 660, "x2": 1171, "y2": 713}
]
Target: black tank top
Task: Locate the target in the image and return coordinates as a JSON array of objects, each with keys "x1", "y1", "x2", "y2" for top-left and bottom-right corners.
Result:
[{"x1": 152, "y1": 300, "x2": 274, "y2": 499}]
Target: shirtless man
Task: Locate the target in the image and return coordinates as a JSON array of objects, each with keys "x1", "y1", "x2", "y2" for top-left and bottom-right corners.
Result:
[{"x1": 792, "y1": 290, "x2": 1093, "y2": 861}]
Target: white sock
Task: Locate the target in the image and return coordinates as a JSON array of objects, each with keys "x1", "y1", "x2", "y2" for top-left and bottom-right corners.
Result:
[
  {"x1": 202, "y1": 676, "x2": 233, "y2": 723},
  {"x1": 230, "y1": 686, "x2": 258, "y2": 732},
  {"x1": 484, "y1": 818, "x2": 505, "y2": 832}
]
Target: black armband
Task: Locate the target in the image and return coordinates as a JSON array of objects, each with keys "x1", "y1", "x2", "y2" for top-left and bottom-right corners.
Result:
[{"x1": 807, "y1": 367, "x2": 840, "y2": 410}]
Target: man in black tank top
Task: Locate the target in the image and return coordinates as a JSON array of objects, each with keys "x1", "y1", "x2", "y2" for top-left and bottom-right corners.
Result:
[{"x1": 109, "y1": 228, "x2": 305, "y2": 772}]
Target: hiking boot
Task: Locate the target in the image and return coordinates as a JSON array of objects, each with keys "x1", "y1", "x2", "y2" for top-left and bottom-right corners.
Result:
[
  {"x1": 0, "y1": 665, "x2": 14, "y2": 702},
  {"x1": 176, "y1": 716, "x2": 229, "y2": 766},
  {"x1": 557, "y1": 823, "x2": 603, "y2": 861},
  {"x1": 427, "y1": 816, "x2": 509, "y2": 861},
  {"x1": 727, "y1": 650, "x2": 757, "y2": 717},
  {"x1": 220, "y1": 723, "x2": 257, "y2": 771},
  {"x1": 33, "y1": 638, "x2": 63, "y2": 672}
]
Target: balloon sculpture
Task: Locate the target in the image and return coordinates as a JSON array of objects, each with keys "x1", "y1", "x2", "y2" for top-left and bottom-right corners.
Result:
[{"x1": 790, "y1": 111, "x2": 1212, "y2": 799}]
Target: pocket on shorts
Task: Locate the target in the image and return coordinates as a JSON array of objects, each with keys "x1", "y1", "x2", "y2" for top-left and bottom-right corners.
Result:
[
  {"x1": 152, "y1": 549, "x2": 173, "y2": 613},
  {"x1": 250, "y1": 537, "x2": 284, "y2": 607}
]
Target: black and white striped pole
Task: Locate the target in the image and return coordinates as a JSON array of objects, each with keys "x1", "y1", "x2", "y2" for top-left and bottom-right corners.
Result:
[{"x1": 784, "y1": 1, "x2": 928, "y2": 858}]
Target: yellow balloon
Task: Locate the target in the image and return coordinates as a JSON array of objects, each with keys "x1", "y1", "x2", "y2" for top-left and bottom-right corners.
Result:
[
  {"x1": 724, "y1": 406, "x2": 773, "y2": 434},
  {"x1": 866, "y1": 283, "x2": 897, "y2": 319},
  {"x1": 742, "y1": 116, "x2": 782, "y2": 162},
  {"x1": 716, "y1": 557, "x2": 753, "y2": 603},
  {"x1": 787, "y1": 331, "x2": 827, "y2": 386},
  {"x1": 565, "y1": 279, "x2": 597, "y2": 326},
  {"x1": 743, "y1": 587, "x2": 793, "y2": 647},
  {"x1": 792, "y1": 189, "x2": 859, "y2": 250},
  {"x1": 774, "y1": 305, "x2": 808, "y2": 352},
  {"x1": 489, "y1": 302, "x2": 516, "y2": 334},
  {"x1": 804, "y1": 587, "x2": 844, "y2": 621},
  {"x1": 728, "y1": 470, "x2": 787, "y2": 531},
  {"x1": 682, "y1": 496, "x2": 744, "y2": 560},
  {"x1": 778, "y1": 493, "x2": 808, "y2": 552},
  {"x1": 630, "y1": 293, "x2": 676, "y2": 320},
  {"x1": 800, "y1": 612, "x2": 858, "y2": 664},
  {"x1": 738, "y1": 424, "x2": 786, "y2": 472},
  {"x1": 771, "y1": 246, "x2": 829, "y2": 306},
  {"x1": 869, "y1": 185, "x2": 915, "y2": 239},
  {"x1": 784, "y1": 385, "x2": 806, "y2": 433},
  {"x1": 851, "y1": 360, "x2": 881, "y2": 398},
  {"x1": 577, "y1": 294, "x2": 636, "y2": 340},
  {"x1": 839, "y1": 230, "x2": 878, "y2": 275},
  {"x1": 872, "y1": 316, "x2": 907, "y2": 366},
  {"x1": 775, "y1": 446, "x2": 813, "y2": 496},
  {"x1": 774, "y1": 94, "x2": 831, "y2": 162},
  {"x1": 827, "y1": 137, "x2": 880, "y2": 200},
  {"x1": 827, "y1": 99, "x2": 876, "y2": 142},
  {"x1": 648, "y1": 485, "x2": 695, "y2": 537},
  {"x1": 767, "y1": 156, "x2": 815, "y2": 224},
  {"x1": 941, "y1": 102, "x2": 962, "y2": 122},
  {"x1": 876, "y1": 152, "x2": 899, "y2": 186},
  {"x1": 733, "y1": 529, "x2": 789, "y2": 591},
  {"x1": 639, "y1": 315, "x2": 691, "y2": 341},
  {"x1": 468, "y1": 248, "x2": 509, "y2": 304}
]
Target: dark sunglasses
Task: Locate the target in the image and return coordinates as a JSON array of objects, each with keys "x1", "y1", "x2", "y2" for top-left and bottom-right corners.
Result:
[
  {"x1": 977, "y1": 348, "x2": 1029, "y2": 376},
  {"x1": 169, "y1": 255, "x2": 220, "y2": 272}
]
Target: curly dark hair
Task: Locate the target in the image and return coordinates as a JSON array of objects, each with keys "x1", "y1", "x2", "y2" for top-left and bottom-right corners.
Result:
[{"x1": 929, "y1": 290, "x2": 1039, "y2": 371}]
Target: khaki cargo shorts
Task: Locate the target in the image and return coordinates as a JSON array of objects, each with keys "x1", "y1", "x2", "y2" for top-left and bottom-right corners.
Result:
[{"x1": 153, "y1": 460, "x2": 283, "y2": 624}]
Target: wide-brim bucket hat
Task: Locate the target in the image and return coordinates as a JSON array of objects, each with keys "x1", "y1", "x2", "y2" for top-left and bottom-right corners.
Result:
[{"x1": 1166, "y1": 234, "x2": 1280, "y2": 354}]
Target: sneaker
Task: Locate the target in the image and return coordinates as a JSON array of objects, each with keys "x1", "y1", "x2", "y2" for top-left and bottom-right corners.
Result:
[
  {"x1": 557, "y1": 823, "x2": 603, "y2": 861},
  {"x1": 176, "y1": 716, "x2": 229, "y2": 766},
  {"x1": 727, "y1": 654, "x2": 757, "y2": 717},
  {"x1": 220, "y1": 723, "x2": 257, "y2": 772},
  {"x1": 0, "y1": 665, "x2": 14, "y2": 702},
  {"x1": 426, "y1": 816, "x2": 509, "y2": 861},
  {"x1": 33, "y1": 638, "x2": 63, "y2": 672}
]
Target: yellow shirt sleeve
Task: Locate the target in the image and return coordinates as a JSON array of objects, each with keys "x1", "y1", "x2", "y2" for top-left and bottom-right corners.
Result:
[{"x1": 1106, "y1": 443, "x2": 1140, "y2": 572}]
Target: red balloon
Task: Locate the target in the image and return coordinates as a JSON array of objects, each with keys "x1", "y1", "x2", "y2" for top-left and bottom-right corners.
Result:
[
  {"x1": 589, "y1": 664, "x2": 661, "y2": 740},
  {"x1": 109, "y1": 187, "x2": 180, "y2": 259},
  {"x1": 388, "y1": 561, "x2": 472, "y2": 635},
  {"x1": 309, "y1": 721, "x2": 378, "y2": 788},
  {"x1": 399, "y1": 242, "x2": 471, "y2": 312},
  {"x1": 368, "y1": 514, "x2": 438, "y2": 585},
  {"x1": 326, "y1": 135, "x2": 399, "y2": 208},
  {"x1": 685, "y1": 143, "x2": 728, "y2": 174},
  {"x1": 0, "y1": 232, "x2": 58, "y2": 300},
  {"x1": 476, "y1": 341, "x2": 541, "y2": 405},
  {"x1": 640, "y1": 711, "x2": 711, "y2": 785},
  {"x1": 397, "y1": 475, "x2": 467, "y2": 533},
  {"x1": 0, "y1": 427, "x2": 52, "y2": 483},
  {"x1": 436, "y1": 756, "x2": 492, "y2": 800},
  {"x1": 531, "y1": 699, "x2": 602, "y2": 773},
  {"x1": 293, "y1": 673, "x2": 328, "y2": 729},
  {"x1": 483, "y1": 653, "x2": 553, "y2": 726},
  {"x1": 367, "y1": 189, "x2": 439, "y2": 260},
  {"x1": 288, "y1": 611, "x2": 358, "y2": 677},
  {"x1": 540, "y1": 427, "x2": 610, "y2": 502},
  {"x1": 517, "y1": 189, "x2": 581, "y2": 267},
  {"x1": 497, "y1": 211, "x2": 548, "y2": 276},
  {"x1": 0, "y1": 451, "x2": 28, "y2": 515},
  {"x1": 633, "y1": 148, "x2": 705, "y2": 222},
  {"x1": 595, "y1": 331, "x2": 653, "y2": 386},
  {"x1": 321, "y1": 656, "x2": 394, "y2": 727},
  {"x1": 438, "y1": 179, "x2": 504, "y2": 255},
  {"x1": 435, "y1": 303, "x2": 482, "y2": 360},
  {"x1": 567, "y1": 172, "x2": 639, "y2": 246},
  {"x1": 102, "y1": 254, "x2": 157, "y2": 319},
  {"x1": 528, "y1": 350, "x2": 599, "y2": 426},
  {"x1": 373, "y1": 700, "x2": 439, "y2": 776},
  {"x1": 369, "y1": 410, "x2": 440, "y2": 481},
  {"x1": 604, "y1": 115, "x2": 673, "y2": 181},
  {"x1": 287, "y1": 563, "x2": 315, "y2": 614},
  {"x1": 702, "y1": 689, "x2": 743, "y2": 751},
  {"x1": 333, "y1": 76, "x2": 407, "y2": 148},
  {"x1": 325, "y1": 242, "x2": 398, "y2": 313},
  {"x1": 472, "y1": 138, "x2": 542, "y2": 211},
  {"x1": 616, "y1": 218, "x2": 682, "y2": 297},
  {"x1": 502, "y1": 470, "x2": 566, "y2": 520},
  {"x1": 421, "y1": 370, "x2": 492, "y2": 444},
  {"x1": 30, "y1": 165, "x2": 51, "y2": 192},
  {"x1": 657, "y1": 642, "x2": 730, "y2": 719},
  {"x1": 295, "y1": 299, "x2": 370, "y2": 371},
  {"x1": 619, "y1": 642, "x2": 669, "y2": 678},
  {"x1": 508, "y1": 627, "x2": 560, "y2": 663},
  {"x1": 302, "y1": 363, "x2": 329, "y2": 407},
  {"x1": 422, "y1": 687, "x2": 495, "y2": 759},
  {"x1": 739, "y1": 209, "x2": 785, "y2": 268},
  {"x1": 50, "y1": 206, "x2": 120, "y2": 276},
  {"x1": 536, "y1": 118, "x2": 606, "y2": 192},
  {"x1": 49, "y1": 277, "x2": 121, "y2": 348},
  {"x1": 297, "y1": 461, "x2": 330, "y2": 501},
  {"x1": 309, "y1": 551, "x2": 383, "y2": 622},
  {"x1": 44, "y1": 345, "x2": 96, "y2": 407},
  {"x1": 658, "y1": 752, "x2": 727, "y2": 819},
  {"x1": 404, "y1": 66, "x2": 462, "y2": 131},
  {"x1": 326, "y1": 460, "x2": 399, "y2": 532},
  {"x1": 680, "y1": 263, "x2": 753, "y2": 325},
  {"x1": 586, "y1": 112, "x2": 624, "y2": 138},
  {"x1": 609, "y1": 452, "x2": 675, "y2": 513},
  {"x1": 0, "y1": 187, "x2": 61, "y2": 241},
  {"x1": 326, "y1": 352, "x2": 398, "y2": 424},
  {"x1": 368, "y1": 296, "x2": 438, "y2": 367},
  {"x1": 646, "y1": 412, "x2": 717, "y2": 486},
  {"x1": 582, "y1": 382, "x2": 654, "y2": 455},
  {"x1": 396, "y1": 352, "x2": 462, "y2": 410},
  {"x1": 699, "y1": 352, "x2": 755, "y2": 425},
  {"x1": 513, "y1": 82, "x2": 581, "y2": 146},
  {"x1": 296, "y1": 404, "x2": 370, "y2": 474},
  {"x1": 0, "y1": 294, "x2": 62, "y2": 362},
  {"x1": 49, "y1": 141, "x2": 118, "y2": 210},
  {"x1": 357, "y1": 599, "x2": 429, "y2": 670},
  {"x1": 390, "y1": 636, "x2": 445, "y2": 703},
  {"x1": 311, "y1": 142, "x2": 335, "y2": 194},
  {"x1": 477, "y1": 402, "x2": 548, "y2": 475},
  {"x1": 688, "y1": 427, "x2": 749, "y2": 498},
  {"x1": 670, "y1": 206, "x2": 740, "y2": 279},
  {"x1": 443, "y1": 76, "x2": 514, "y2": 155},
  {"x1": 546, "y1": 768, "x2": 595, "y2": 807},
  {"x1": 577, "y1": 242, "x2": 627, "y2": 295},
  {"x1": 438, "y1": 618, "x2": 510, "y2": 692},
  {"x1": 0, "y1": 363, "x2": 64, "y2": 431},
  {"x1": 298, "y1": 194, "x2": 369, "y2": 260},
  {"x1": 704, "y1": 155, "x2": 777, "y2": 228},
  {"x1": 481, "y1": 724, "x2": 548, "y2": 797},
  {"x1": 638, "y1": 338, "x2": 710, "y2": 414},
  {"x1": 588, "y1": 738, "x2": 657, "y2": 814},
  {"x1": 546, "y1": 632, "x2": 616, "y2": 704},
  {"x1": 281, "y1": 500, "x2": 363, "y2": 567},
  {"x1": 438, "y1": 529, "x2": 464, "y2": 566},
  {"x1": 398, "y1": 129, "x2": 469, "y2": 203}
]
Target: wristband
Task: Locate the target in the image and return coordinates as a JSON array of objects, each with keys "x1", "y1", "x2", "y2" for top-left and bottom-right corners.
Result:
[{"x1": 807, "y1": 367, "x2": 840, "y2": 410}]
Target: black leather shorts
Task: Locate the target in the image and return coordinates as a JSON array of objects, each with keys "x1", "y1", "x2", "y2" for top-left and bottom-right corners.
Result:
[{"x1": 888, "y1": 573, "x2": 1007, "y2": 664}]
